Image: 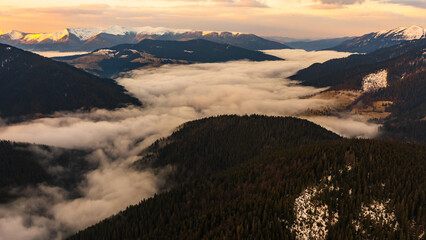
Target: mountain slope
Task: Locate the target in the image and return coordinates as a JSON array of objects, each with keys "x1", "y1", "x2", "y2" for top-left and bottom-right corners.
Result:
[
  {"x1": 0, "y1": 44, "x2": 141, "y2": 120},
  {"x1": 68, "y1": 116, "x2": 426, "y2": 240},
  {"x1": 328, "y1": 25, "x2": 425, "y2": 53},
  {"x1": 0, "y1": 26, "x2": 290, "y2": 52},
  {"x1": 290, "y1": 39, "x2": 425, "y2": 89},
  {"x1": 55, "y1": 39, "x2": 283, "y2": 78},
  {"x1": 290, "y1": 39, "x2": 426, "y2": 142}
]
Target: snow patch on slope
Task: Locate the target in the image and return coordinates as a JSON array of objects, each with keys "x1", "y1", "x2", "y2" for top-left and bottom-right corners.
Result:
[
  {"x1": 361, "y1": 200, "x2": 398, "y2": 230},
  {"x1": 93, "y1": 49, "x2": 117, "y2": 58},
  {"x1": 353, "y1": 200, "x2": 399, "y2": 233},
  {"x1": 362, "y1": 69, "x2": 388, "y2": 92},
  {"x1": 291, "y1": 174, "x2": 340, "y2": 240},
  {"x1": 291, "y1": 187, "x2": 331, "y2": 239}
]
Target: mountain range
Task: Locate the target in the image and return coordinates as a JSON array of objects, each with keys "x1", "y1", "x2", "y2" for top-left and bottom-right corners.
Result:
[
  {"x1": 1, "y1": 25, "x2": 423, "y2": 54},
  {"x1": 328, "y1": 25, "x2": 425, "y2": 53},
  {"x1": 0, "y1": 26, "x2": 290, "y2": 52},
  {"x1": 54, "y1": 39, "x2": 283, "y2": 78},
  {"x1": 0, "y1": 43, "x2": 141, "y2": 121},
  {"x1": 284, "y1": 37, "x2": 355, "y2": 51}
]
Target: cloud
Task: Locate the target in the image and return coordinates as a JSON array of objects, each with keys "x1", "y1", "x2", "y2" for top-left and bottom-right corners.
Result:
[
  {"x1": 384, "y1": 0, "x2": 426, "y2": 8},
  {"x1": 0, "y1": 49, "x2": 381, "y2": 239},
  {"x1": 305, "y1": 116, "x2": 381, "y2": 138},
  {"x1": 214, "y1": 0, "x2": 269, "y2": 8},
  {"x1": 151, "y1": 0, "x2": 269, "y2": 8},
  {"x1": 317, "y1": 0, "x2": 365, "y2": 5},
  {"x1": 314, "y1": 0, "x2": 426, "y2": 8}
]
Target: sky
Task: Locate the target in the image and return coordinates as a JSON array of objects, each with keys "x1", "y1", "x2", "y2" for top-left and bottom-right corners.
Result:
[{"x1": 0, "y1": 0, "x2": 425, "y2": 39}]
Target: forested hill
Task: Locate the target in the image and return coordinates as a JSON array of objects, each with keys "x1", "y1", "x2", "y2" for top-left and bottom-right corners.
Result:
[
  {"x1": 69, "y1": 115, "x2": 426, "y2": 240},
  {"x1": 135, "y1": 115, "x2": 341, "y2": 184},
  {"x1": 0, "y1": 44, "x2": 141, "y2": 121}
]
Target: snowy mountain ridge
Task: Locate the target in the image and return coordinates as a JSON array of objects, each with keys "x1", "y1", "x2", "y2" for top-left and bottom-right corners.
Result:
[
  {"x1": 0, "y1": 26, "x2": 245, "y2": 43},
  {"x1": 374, "y1": 25, "x2": 425, "y2": 41},
  {"x1": 0, "y1": 26, "x2": 288, "y2": 52},
  {"x1": 328, "y1": 25, "x2": 425, "y2": 53}
]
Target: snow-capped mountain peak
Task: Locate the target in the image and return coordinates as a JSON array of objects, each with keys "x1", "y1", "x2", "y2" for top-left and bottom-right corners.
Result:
[
  {"x1": 1, "y1": 29, "x2": 69, "y2": 43},
  {"x1": 6, "y1": 30, "x2": 25, "y2": 40},
  {"x1": 102, "y1": 25, "x2": 193, "y2": 35},
  {"x1": 375, "y1": 25, "x2": 425, "y2": 40},
  {"x1": 67, "y1": 26, "x2": 194, "y2": 40},
  {"x1": 68, "y1": 27, "x2": 103, "y2": 41}
]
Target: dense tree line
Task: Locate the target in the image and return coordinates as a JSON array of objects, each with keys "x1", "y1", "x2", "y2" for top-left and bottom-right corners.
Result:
[{"x1": 69, "y1": 116, "x2": 426, "y2": 239}]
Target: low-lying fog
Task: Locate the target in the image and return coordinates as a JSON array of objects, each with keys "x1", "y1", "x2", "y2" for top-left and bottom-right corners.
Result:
[
  {"x1": 33, "y1": 51, "x2": 90, "y2": 58},
  {"x1": 0, "y1": 49, "x2": 379, "y2": 239}
]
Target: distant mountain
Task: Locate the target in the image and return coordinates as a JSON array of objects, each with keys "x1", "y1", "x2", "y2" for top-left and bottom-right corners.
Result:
[
  {"x1": 0, "y1": 26, "x2": 290, "y2": 52},
  {"x1": 291, "y1": 39, "x2": 426, "y2": 142},
  {"x1": 68, "y1": 115, "x2": 426, "y2": 240},
  {"x1": 0, "y1": 44, "x2": 141, "y2": 121},
  {"x1": 328, "y1": 25, "x2": 425, "y2": 53},
  {"x1": 285, "y1": 37, "x2": 355, "y2": 51},
  {"x1": 262, "y1": 36, "x2": 312, "y2": 43},
  {"x1": 55, "y1": 39, "x2": 283, "y2": 78}
]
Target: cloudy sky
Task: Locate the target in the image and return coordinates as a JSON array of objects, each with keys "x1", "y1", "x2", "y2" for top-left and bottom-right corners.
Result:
[{"x1": 0, "y1": 0, "x2": 425, "y2": 38}]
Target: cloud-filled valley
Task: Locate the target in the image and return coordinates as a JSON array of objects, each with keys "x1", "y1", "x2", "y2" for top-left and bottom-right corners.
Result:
[{"x1": 0, "y1": 49, "x2": 382, "y2": 240}]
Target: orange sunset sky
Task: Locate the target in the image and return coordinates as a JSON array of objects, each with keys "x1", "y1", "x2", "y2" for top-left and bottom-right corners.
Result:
[{"x1": 0, "y1": 0, "x2": 425, "y2": 38}]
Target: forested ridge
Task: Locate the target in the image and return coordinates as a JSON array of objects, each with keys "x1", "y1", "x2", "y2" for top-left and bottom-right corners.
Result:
[
  {"x1": 0, "y1": 44, "x2": 141, "y2": 121},
  {"x1": 68, "y1": 115, "x2": 426, "y2": 240}
]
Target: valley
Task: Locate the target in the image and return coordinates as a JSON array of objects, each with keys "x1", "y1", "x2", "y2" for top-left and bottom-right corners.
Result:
[{"x1": 0, "y1": 20, "x2": 424, "y2": 240}]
